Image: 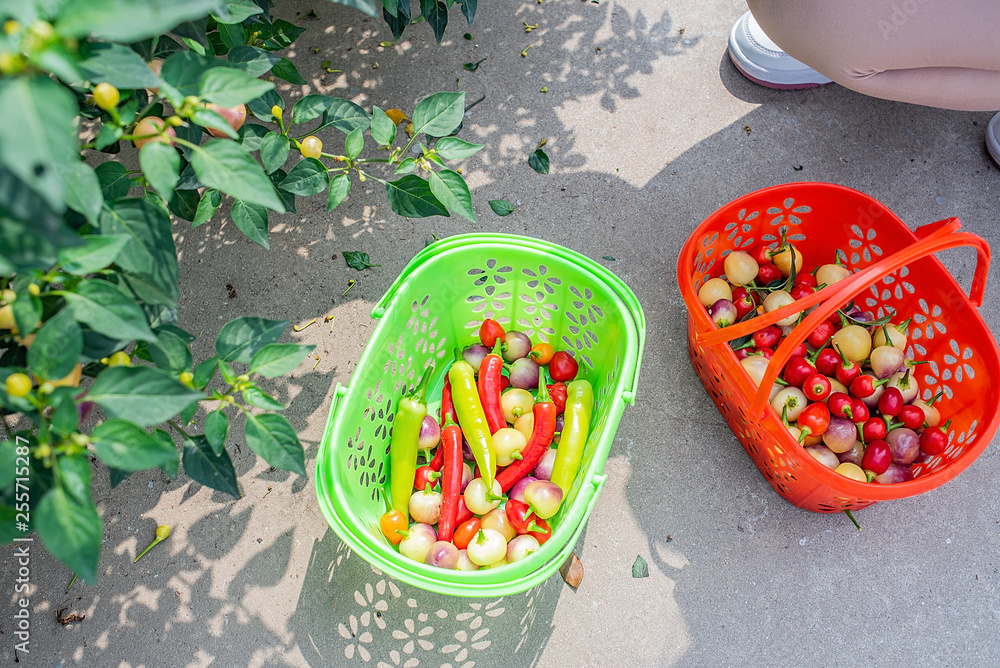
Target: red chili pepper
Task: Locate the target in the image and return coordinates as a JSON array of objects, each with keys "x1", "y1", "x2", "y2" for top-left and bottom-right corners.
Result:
[
  {"x1": 751, "y1": 347, "x2": 774, "y2": 360},
  {"x1": 878, "y1": 387, "x2": 904, "y2": 417},
  {"x1": 898, "y1": 404, "x2": 925, "y2": 430},
  {"x1": 828, "y1": 392, "x2": 854, "y2": 419},
  {"x1": 436, "y1": 416, "x2": 463, "y2": 542},
  {"x1": 803, "y1": 373, "x2": 832, "y2": 402},
  {"x1": 920, "y1": 419, "x2": 951, "y2": 455},
  {"x1": 796, "y1": 402, "x2": 830, "y2": 442},
  {"x1": 547, "y1": 382, "x2": 567, "y2": 415},
  {"x1": 783, "y1": 343, "x2": 828, "y2": 387},
  {"x1": 732, "y1": 287, "x2": 756, "y2": 320},
  {"x1": 500, "y1": 376, "x2": 510, "y2": 392},
  {"x1": 790, "y1": 284, "x2": 813, "y2": 301},
  {"x1": 789, "y1": 342, "x2": 808, "y2": 359},
  {"x1": 496, "y1": 372, "x2": 557, "y2": 492},
  {"x1": 413, "y1": 465, "x2": 440, "y2": 490},
  {"x1": 850, "y1": 398, "x2": 869, "y2": 424},
  {"x1": 850, "y1": 375, "x2": 888, "y2": 399},
  {"x1": 478, "y1": 340, "x2": 507, "y2": 434},
  {"x1": 757, "y1": 263, "x2": 782, "y2": 284},
  {"x1": 807, "y1": 321, "x2": 836, "y2": 349},
  {"x1": 479, "y1": 319, "x2": 505, "y2": 347},
  {"x1": 862, "y1": 417, "x2": 887, "y2": 443},
  {"x1": 429, "y1": 376, "x2": 457, "y2": 473},
  {"x1": 504, "y1": 499, "x2": 549, "y2": 536},
  {"x1": 794, "y1": 272, "x2": 817, "y2": 287},
  {"x1": 861, "y1": 439, "x2": 892, "y2": 477},
  {"x1": 815, "y1": 348, "x2": 841, "y2": 376},
  {"x1": 452, "y1": 517, "x2": 480, "y2": 550},
  {"x1": 750, "y1": 245, "x2": 772, "y2": 266},
  {"x1": 834, "y1": 345, "x2": 861, "y2": 385},
  {"x1": 752, "y1": 325, "x2": 782, "y2": 350}
]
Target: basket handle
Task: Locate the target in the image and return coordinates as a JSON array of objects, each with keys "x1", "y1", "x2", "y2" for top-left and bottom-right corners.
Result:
[
  {"x1": 693, "y1": 218, "x2": 965, "y2": 348},
  {"x1": 747, "y1": 223, "x2": 991, "y2": 417}
]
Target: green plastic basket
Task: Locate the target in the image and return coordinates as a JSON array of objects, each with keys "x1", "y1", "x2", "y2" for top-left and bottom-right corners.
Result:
[{"x1": 315, "y1": 233, "x2": 645, "y2": 597}]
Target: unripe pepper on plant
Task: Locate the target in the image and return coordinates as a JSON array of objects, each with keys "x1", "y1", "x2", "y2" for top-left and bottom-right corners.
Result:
[{"x1": 389, "y1": 366, "x2": 433, "y2": 520}]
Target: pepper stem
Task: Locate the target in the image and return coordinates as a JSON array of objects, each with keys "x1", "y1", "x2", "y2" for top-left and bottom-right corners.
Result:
[
  {"x1": 896, "y1": 318, "x2": 912, "y2": 334},
  {"x1": 527, "y1": 520, "x2": 550, "y2": 534},
  {"x1": 926, "y1": 389, "x2": 944, "y2": 406},
  {"x1": 535, "y1": 370, "x2": 551, "y2": 404},
  {"x1": 134, "y1": 536, "x2": 165, "y2": 563},
  {"x1": 442, "y1": 414, "x2": 458, "y2": 429},
  {"x1": 409, "y1": 363, "x2": 434, "y2": 403},
  {"x1": 844, "y1": 509, "x2": 862, "y2": 531}
]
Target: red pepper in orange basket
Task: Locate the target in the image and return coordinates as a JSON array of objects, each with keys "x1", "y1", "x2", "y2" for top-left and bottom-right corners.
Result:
[
  {"x1": 436, "y1": 415, "x2": 463, "y2": 542},
  {"x1": 504, "y1": 499, "x2": 549, "y2": 536},
  {"x1": 495, "y1": 370, "x2": 557, "y2": 492},
  {"x1": 478, "y1": 340, "x2": 507, "y2": 434}
]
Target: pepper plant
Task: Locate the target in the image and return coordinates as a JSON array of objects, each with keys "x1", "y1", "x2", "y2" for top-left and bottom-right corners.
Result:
[{"x1": 0, "y1": 0, "x2": 480, "y2": 585}]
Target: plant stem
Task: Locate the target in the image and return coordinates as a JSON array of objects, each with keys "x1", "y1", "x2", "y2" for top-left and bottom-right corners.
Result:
[
  {"x1": 167, "y1": 420, "x2": 191, "y2": 438},
  {"x1": 67, "y1": 573, "x2": 77, "y2": 590}
]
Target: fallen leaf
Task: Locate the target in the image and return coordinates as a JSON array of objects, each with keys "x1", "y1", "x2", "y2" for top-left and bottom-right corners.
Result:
[
  {"x1": 384, "y1": 108, "x2": 409, "y2": 125},
  {"x1": 226, "y1": 283, "x2": 237, "y2": 299},
  {"x1": 464, "y1": 33, "x2": 473, "y2": 40},
  {"x1": 379, "y1": 41, "x2": 395, "y2": 47},
  {"x1": 602, "y1": 256, "x2": 616, "y2": 261},
  {"x1": 463, "y1": 58, "x2": 487, "y2": 72},
  {"x1": 57, "y1": 608, "x2": 85, "y2": 625},
  {"x1": 489, "y1": 199, "x2": 515, "y2": 216},
  {"x1": 560, "y1": 552, "x2": 584, "y2": 588},
  {"x1": 343, "y1": 251, "x2": 381, "y2": 271},
  {"x1": 743, "y1": 125, "x2": 752, "y2": 135},
  {"x1": 632, "y1": 555, "x2": 649, "y2": 578},
  {"x1": 528, "y1": 148, "x2": 550, "y2": 174}
]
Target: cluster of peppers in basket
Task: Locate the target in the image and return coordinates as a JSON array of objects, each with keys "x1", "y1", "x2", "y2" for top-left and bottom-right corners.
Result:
[
  {"x1": 697, "y1": 237, "x2": 953, "y2": 486},
  {"x1": 379, "y1": 319, "x2": 595, "y2": 571}
]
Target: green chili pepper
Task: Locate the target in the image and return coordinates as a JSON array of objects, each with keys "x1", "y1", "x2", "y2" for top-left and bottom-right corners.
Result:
[
  {"x1": 448, "y1": 358, "x2": 497, "y2": 490},
  {"x1": 389, "y1": 365, "x2": 433, "y2": 521},
  {"x1": 550, "y1": 379, "x2": 594, "y2": 495}
]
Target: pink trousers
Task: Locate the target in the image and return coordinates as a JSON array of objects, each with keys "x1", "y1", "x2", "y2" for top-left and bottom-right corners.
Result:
[{"x1": 747, "y1": 0, "x2": 1000, "y2": 111}]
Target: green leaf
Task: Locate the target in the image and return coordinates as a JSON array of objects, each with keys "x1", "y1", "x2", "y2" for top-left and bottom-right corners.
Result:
[
  {"x1": 169, "y1": 188, "x2": 200, "y2": 221},
  {"x1": 394, "y1": 158, "x2": 417, "y2": 174},
  {"x1": 88, "y1": 366, "x2": 204, "y2": 427},
  {"x1": 238, "y1": 122, "x2": 270, "y2": 151},
  {"x1": 632, "y1": 554, "x2": 649, "y2": 578},
  {"x1": 139, "y1": 142, "x2": 181, "y2": 200},
  {"x1": 0, "y1": 76, "x2": 79, "y2": 212},
  {"x1": 279, "y1": 158, "x2": 328, "y2": 196},
  {"x1": 216, "y1": 21, "x2": 244, "y2": 51},
  {"x1": 147, "y1": 328, "x2": 194, "y2": 373},
  {"x1": 227, "y1": 46, "x2": 282, "y2": 78},
  {"x1": 370, "y1": 106, "x2": 396, "y2": 146},
  {"x1": 412, "y1": 91, "x2": 464, "y2": 138},
  {"x1": 11, "y1": 292, "x2": 41, "y2": 339},
  {"x1": 249, "y1": 343, "x2": 316, "y2": 377},
  {"x1": 419, "y1": 0, "x2": 448, "y2": 42},
  {"x1": 343, "y1": 250, "x2": 381, "y2": 271},
  {"x1": 108, "y1": 466, "x2": 132, "y2": 488},
  {"x1": 428, "y1": 169, "x2": 476, "y2": 223},
  {"x1": 213, "y1": 0, "x2": 264, "y2": 23},
  {"x1": 315, "y1": 98, "x2": 371, "y2": 135},
  {"x1": 98, "y1": 198, "x2": 179, "y2": 305},
  {"x1": 58, "y1": 235, "x2": 129, "y2": 275},
  {"x1": 55, "y1": 454, "x2": 92, "y2": 505},
  {"x1": 345, "y1": 128, "x2": 364, "y2": 159},
  {"x1": 79, "y1": 43, "x2": 161, "y2": 89},
  {"x1": 36, "y1": 487, "x2": 102, "y2": 585},
  {"x1": 291, "y1": 95, "x2": 333, "y2": 124},
  {"x1": 204, "y1": 410, "x2": 229, "y2": 455},
  {"x1": 50, "y1": 387, "x2": 82, "y2": 437},
  {"x1": 153, "y1": 430, "x2": 180, "y2": 479},
  {"x1": 57, "y1": 0, "x2": 223, "y2": 42},
  {"x1": 529, "y1": 148, "x2": 550, "y2": 174},
  {"x1": 326, "y1": 173, "x2": 350, "y2": 211},
  {"x1": 54, "y1": 159, "x2": 104, "y2": 225},
  {"x1": 200, "y1": 67, "x2": 275, "y2": 107},
  {"x1": 268, "y1": 168, "x2": 296, "y2": 213},
  {"x1": 182, "y1": 435, "x2": 240, "y2": 497},
  {"x1": 489, "y1": 199, "x2": 515, "y2": 216},
  {"x1": 459, "y1": 0, "x2": 477, "y2": 24},
  {"x1": 218, "y1": 359, "x2": 236, "y2": 385},
  {"x1": 94, "y1": 122, "x2": 123, "y2": 151},
  {"x1": 32, "y1": 43, "x2": 85, "y2": 85},
  {"x1": 159, "y1": 50, "x2": 228, "y2": 99},
  {"x1": 603, "y1": 256, "x2": 616, "y2": 261},
  {"x1": 91, "y1": 419, "x2": 178, "y2": 471},
  {"x1": 95, "y1": 162, "x2": 131, "y2": 201},
  {"x1": 231, "y1": 199, "x2": 270, "y2": 249},
  {"x1": 192, "y1": 189, "x2": 222, "y2": 227},
  {"x1": 271, "y1": 57, "x2": 307, "y2": 85},
  {"x1": 0, "y1": 441, "x2": 14, "y2": 490},
  {"x1": 382, "y1": 0, "x2": 399, "y2": 16},
  {"x1": 260, "y1": 19, "x2": 305, "y2": 50},
  {"x1": 462, "y1": 58, "x2": 486, "y2": 72},
  {"x1": 190, "y1": 107, "x2": 239, "y2": 139},
  {"x1": 242, "y1": 386, "x2": 285, "y2": 410},
  {"x1": 192, "y1": 357, "x2": 218, "y2": 389},
  {"x1": 191, "y1": 140, "x2": 285, "y2": 212},
  {"x1": 383, "y1": 0, "x2": 410, "y2": 41},
  {"x1": 244, "y1": 413, "x2": 306, "y2": 475},
  {"x1": 259, "y1": 132, "x2": 290, "y2": 174},
  {"x1": 385, "y1": 175, "x2": 449, "y2": 218},
  {"x1": 28, "y1": 309, "x2": 82, "y2": 381},
  {"x1": 332, "y1": 0, "x2": 379, "y2": 16},
  {"x1": 63, "y1": 279, "x2": 157, "y2": 342},
  {"x1": 216, "y1": 317, "x2": 289, "y2": 363},
  {"x1": 434, "y1": 137, "x2": 483, "y2": 160}
]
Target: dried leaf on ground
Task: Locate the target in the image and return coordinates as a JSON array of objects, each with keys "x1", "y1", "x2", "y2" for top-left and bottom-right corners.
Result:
[{"x1": 560, "y1": 552, "x2": 584, "y2": 588}]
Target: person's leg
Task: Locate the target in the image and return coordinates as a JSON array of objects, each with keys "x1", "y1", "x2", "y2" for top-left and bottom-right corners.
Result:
[{"x1": 746, "y1": 0, "x2": 1000, "y2": 112}]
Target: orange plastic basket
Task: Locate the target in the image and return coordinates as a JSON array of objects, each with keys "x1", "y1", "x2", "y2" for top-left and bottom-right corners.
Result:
[{"x1": 677, "y1": 182, "x2": 998, "y2": 512}]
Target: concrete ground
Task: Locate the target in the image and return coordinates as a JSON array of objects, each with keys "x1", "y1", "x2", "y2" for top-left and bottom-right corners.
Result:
[{"x1": 5, "y1": 0, "x2": 1000, "y2": 666}]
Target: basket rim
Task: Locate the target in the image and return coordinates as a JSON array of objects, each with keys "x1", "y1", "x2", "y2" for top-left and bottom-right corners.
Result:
[
  {"x1": 677, "y1": 182, "x2": 1000, "y2": 504},
  {"x1": 315, "y1": 234, "x2": 645, "y2": 595}
]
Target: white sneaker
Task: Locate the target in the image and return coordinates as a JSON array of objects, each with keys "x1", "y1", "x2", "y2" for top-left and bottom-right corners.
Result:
[
  {"x1": 987, "y1": 112, "x2": 1000, "y2": 167},
  {"x1": 728, "y1": 11, "x2": 833, "y2": 89}
]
